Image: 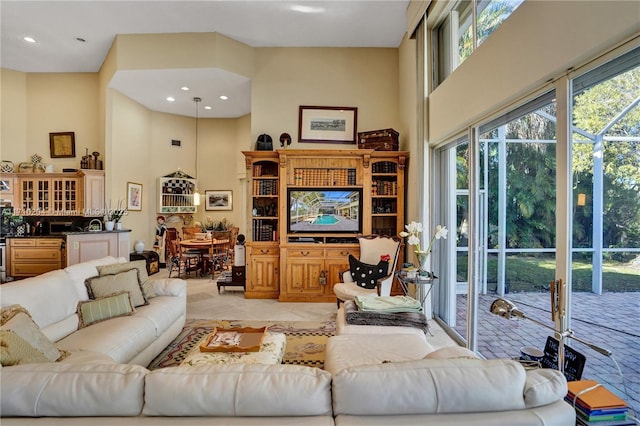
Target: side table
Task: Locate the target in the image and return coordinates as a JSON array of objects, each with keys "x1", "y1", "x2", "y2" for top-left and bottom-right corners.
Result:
[
  {"x1": 217, "y1": 265, "x2": 246, "y2": 293},
  {"x1": 130, "y1": 251, "x2": 160, "y2": 275},
  {"x1": 394, "y1": 271, "x2": 435, "y2": 306}
]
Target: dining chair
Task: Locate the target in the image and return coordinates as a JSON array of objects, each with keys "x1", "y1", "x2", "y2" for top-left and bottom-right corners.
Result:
[{"x1": 204, "y1": 238, "x2": 231, "y2": 279}]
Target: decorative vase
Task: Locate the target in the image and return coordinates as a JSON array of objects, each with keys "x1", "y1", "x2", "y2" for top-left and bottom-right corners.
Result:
[
  {"x1": 105, "y1": 221, "x2": 115, "y2": 231},
  {"x1": 414, "y1": 251, "x2": 429, "y2": 278},
  {"x1": 116, "y1": 222, "x2": 122, "y2": 230},
  {"x1": 134, "y1": 240, "x2": 145, "y2": 254}
]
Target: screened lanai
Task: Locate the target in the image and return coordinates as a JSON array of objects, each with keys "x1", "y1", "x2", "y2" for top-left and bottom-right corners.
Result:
[{"x1": 435, "y1": 49, "x2": 639, "y2": 417}]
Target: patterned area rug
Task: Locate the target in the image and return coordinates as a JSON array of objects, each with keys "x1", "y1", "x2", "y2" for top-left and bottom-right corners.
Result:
[{"x1": 148, "y1": 319, "x2": 335, "y2": 370}]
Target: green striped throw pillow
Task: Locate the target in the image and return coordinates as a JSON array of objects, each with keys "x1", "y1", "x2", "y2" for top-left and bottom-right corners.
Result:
[{"x1": 77, "y1": 291, "x2": 135, "y2": 328}]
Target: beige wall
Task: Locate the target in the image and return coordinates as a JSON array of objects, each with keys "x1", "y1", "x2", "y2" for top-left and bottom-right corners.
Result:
[
  {"x1": 251, "y1": 47, "x2": 401, "y2": 148},
  {"x1": 0, "y1": 69, "x2": 27, "y2": 162},
  {"x1": 0, "y1": 71, "x2": 99, "y2": 171},
  {"x1": 428, "y1": 0, "x2": 640, "y2": 144}
]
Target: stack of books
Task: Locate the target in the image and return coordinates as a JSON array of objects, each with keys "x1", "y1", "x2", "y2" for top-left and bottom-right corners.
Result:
[{"x1": 566, "y1": 380, "x2": 634, "y2": 426}]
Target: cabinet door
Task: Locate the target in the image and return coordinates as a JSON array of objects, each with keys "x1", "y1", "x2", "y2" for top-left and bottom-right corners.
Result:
[
  {"x1": 248, "y1": 256, "x2": 279, "y2": 297},
  {"x1": 83, "y1": 171, "x2": 104, "y2": 216},
  {"x1": 325, "y1": 258, "x2": 351, "y2": 295},
  {"x1": 52, "y1": 177, "x2": 80, "y2": 213},
  {"x1": 285, "y1": 257, "x2": 325, "y2": 295}
]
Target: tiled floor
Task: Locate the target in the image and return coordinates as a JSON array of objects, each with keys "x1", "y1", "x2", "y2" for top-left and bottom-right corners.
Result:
[{"x1": 455, "y1": 291, "x2": 640, "y2": 417}]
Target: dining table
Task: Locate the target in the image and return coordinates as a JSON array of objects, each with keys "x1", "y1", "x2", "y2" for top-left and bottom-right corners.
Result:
[{"x1": 179, "y1": 238, "x2": 230, "y2": 277}]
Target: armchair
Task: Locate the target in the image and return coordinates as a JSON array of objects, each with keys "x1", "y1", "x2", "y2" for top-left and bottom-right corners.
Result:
[{"x1": 333, "y1": 235, "x2": 402, "y2": 307}]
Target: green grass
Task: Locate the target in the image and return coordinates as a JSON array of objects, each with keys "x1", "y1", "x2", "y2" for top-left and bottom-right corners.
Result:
[{"x1": 456, "y1": 255, "x2": 640, "y2": 293}]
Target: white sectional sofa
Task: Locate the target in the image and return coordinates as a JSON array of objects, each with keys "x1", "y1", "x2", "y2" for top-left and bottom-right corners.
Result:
[{"x1": 1, "y1": 256, "x2": 575, "y2": 425}]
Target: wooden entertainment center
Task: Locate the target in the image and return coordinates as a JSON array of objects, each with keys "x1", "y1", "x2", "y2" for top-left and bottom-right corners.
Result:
[{"x1": 242, "y1": 149, "x2": 408, "y2": 302}]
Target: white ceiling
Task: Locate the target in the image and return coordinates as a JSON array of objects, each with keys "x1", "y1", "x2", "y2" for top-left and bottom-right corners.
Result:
[{"x1": 1, "y1": 1, "x2": 410, "y2": 118}]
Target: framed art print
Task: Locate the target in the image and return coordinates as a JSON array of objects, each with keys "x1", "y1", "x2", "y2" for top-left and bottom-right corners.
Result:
[
  {"x1": 127, "y1": 182, "x2": 143, "y2": 211},
  {"x1": 205, "y1": 190, "x2": 232, "y2": 211},
  {"x1": 298, "y1": 106, "x2": 357, "y2": 144},
  {"x1": 49, "y1": 132, "x2": 76, "y2": 158}
]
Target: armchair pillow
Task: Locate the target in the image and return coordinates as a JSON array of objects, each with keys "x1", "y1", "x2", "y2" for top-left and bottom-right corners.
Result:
[
  {"x1": 0, "y1": 305, "x2": 69, "y2": 366},
  {"x1": 348, "y1": 254, "x2": 389, "y2": 290}
]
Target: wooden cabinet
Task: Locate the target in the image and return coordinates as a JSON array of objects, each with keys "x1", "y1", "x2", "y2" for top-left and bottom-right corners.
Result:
[
  {"x1": 0, "y1": 174, "x2": 17, "y2": 206},
  {"x1": 245, "y1": 243, "x2": 279, "y2": 299},
  {"x1": 242, "y1": 149, "x2": 407, "y2": 302},
  {"x1": 280, "y1": 244, "x2": 359, "y2": 302},
  {"x1": 7, "y1": 238, "x2": 65, "y2": 278},
  {"x1": 158, "y1": 172, "x2": 197, "y2": 214},
  {"x1": 2, "y1": 171, "x2": 104, "y2": 216},
  {"x1": 82, "y1": 170, "x2": 105, "y2": 216}
]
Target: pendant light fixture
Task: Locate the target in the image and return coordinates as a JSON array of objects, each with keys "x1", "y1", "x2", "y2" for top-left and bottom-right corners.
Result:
[{"x1": 193, "y1": 97, "x2": 201, "y2": 206}]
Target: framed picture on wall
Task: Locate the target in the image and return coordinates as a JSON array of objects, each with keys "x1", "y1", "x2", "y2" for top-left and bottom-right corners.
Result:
[
  {"x1": 205, "y1": 190, "x2": 232, "y2": 211},
  {"x1": 49, "y1": 132, "x2": 76, "y2": 158},
  {"x1": 127, "y1": 182, "x2": 143, "y2": 211},
  {"x1": 298, "y1": 106, "x2": 357, "y2": 144}
]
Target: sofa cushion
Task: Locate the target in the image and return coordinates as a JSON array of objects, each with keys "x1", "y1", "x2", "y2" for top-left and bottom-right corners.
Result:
[
  {"x1": 324, "y1": 334, "x2": 432, "y2": 375},
  {"x1": 56, "y1": 315, "x2": 157, "y2": 364},
  {"x1": 424, "y1": 346, "x2": 480, "y2": 360},
  {"x1": 77, "y1": 291, "x2": 136, "y2": 328},
  {"x1": 0, "y1": 362, "x2": 146, "y2": 417},
  {"x1": 134, "y1": 295, "x2": 185, "y2": 337},
  {"x1": 143, "y1": 364, "x2": 332, "y2": 417},
  {"x1": 85, "y1": 269, "x2": 147, "y2": 307},
  {"x1": 524, "y1": 368, "x2": 568, "y2": 408},
  {"x1": 348, "y1": 254, "x2": 389, "y2": 289},
  {"x1": 0, "y1": 270, "x2": 79, "y2": 331},
  {"x1": 0, "y1": 305, "x2": 68, "y2": 366},
  {"x1": 97, "y1": 260, "x2": 157, "y2": 299},
  {"x1": 332, "y1": 358, "x2": 527, "y2": 416}
]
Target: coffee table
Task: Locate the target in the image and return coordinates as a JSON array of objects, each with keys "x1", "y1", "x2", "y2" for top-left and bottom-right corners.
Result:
[{"x1": 180, "y1": 332, "x2": 286, "y2": 366}]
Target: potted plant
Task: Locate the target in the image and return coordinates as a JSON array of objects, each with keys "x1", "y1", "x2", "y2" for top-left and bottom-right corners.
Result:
[{"x1": 105, "y1": 200, "x2": 127, "y2": 231}]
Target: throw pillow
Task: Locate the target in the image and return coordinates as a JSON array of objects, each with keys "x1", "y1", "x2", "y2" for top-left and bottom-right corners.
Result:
[
  {"x1": 97, "y1": 260, "x2": 157, "y2": 299},
  {"x1": 77, "y1": 291, "x2": 136, "y2": 328},
  {"x1": 348, "y1": 254, "x2": 389, "y2": 290},
  {"x1": 0, "y1": 305, "x2": 69, "y2": 366},
  {"x1": 85, "y1": 269, "x2": 148, "y2": 307}
]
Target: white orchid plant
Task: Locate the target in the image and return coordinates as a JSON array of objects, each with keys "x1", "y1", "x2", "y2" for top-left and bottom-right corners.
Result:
[{"x1": 399, "y1": 221, "x2": 448, "y2": 254}]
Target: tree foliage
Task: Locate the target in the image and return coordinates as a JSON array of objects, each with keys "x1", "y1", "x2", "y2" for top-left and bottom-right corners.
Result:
[{"x1": 467, "y1": 67, "x2": 639, "y2": 254}]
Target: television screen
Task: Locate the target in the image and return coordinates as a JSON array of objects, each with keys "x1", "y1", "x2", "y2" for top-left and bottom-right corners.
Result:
[{"x1": 288, "y1": 188, "x2": 362, "y2": 234}]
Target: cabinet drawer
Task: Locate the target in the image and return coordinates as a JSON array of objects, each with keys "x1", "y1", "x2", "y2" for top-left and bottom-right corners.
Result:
[
  {"x1": 13, "y1": 263, "x2": 61, "y2": 276},
  {"x1": 249, "y1": 247, "x2": 279, "y2": 256},
  {"x1": 13, "y1": 248, "x2": 61, "y2": 261},
  {"x1": 325, "y1": 248, "x2": 359, "y2": 259},
  {"x1": 286, "y1": 248, "x2": 324, "y2": 258},
  {"x1": 9, "y1": 239, "x2": 35, "y2": 247},
  {"x1": 36, "y1": 239, "x2": 63, "y2": 248}
]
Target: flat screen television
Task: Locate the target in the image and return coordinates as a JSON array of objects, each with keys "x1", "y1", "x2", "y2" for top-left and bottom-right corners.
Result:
[{"x1": 287, "y1": 188, "x2": 362, "y2": 234}]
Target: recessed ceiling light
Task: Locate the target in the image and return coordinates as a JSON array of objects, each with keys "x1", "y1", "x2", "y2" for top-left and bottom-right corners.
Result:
[
  {"x1": 219, "y1": 95, "x2": 228, "y2": 100},
  {"x1": 166, "y1": 96, "x2": 175, "y2": 102},
  {"x1": 204, "y1": 106, "x2": 212, "y2": 110},
  {"x1": 290, "y1": 5, "x2": 325, "y2": 13},
  {"x1": 23, "y1": 36, "x2": 37, "y2": 43},
  {"x1": 181, "y1": 86, "x2": 190, "y2": 91}
]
